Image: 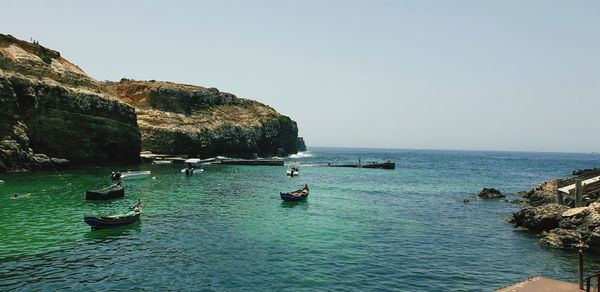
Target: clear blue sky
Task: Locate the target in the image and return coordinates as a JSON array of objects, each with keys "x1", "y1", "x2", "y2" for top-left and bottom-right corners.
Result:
[{"x1": 2, "y1": 1, "x2": 599, "y2": 152}]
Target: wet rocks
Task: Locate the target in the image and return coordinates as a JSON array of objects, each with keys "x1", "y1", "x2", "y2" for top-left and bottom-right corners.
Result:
[
  {"x1": 539, "y1": 228, "x2": 586, "y2": 249},
  {"x1": 513, "y1": 204, "x2": 569, "y2": 231},
  {"x1": 510, "y1": 199, "x2": 529, "y2": 205},
  {"x1": 477, "y1": 188, "x2": 505, "y2": 199},
  {"x1": 514, "y1": 202, "x2": 600, "y2": 250}
]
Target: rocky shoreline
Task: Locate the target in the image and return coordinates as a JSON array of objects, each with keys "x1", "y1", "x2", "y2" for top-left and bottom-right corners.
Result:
[{"x1": 481, "y1": 168, "x2": 600, "y2": 251}]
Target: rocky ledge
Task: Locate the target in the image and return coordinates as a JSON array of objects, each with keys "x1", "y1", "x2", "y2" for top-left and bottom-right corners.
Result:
[
  {"x1": 511, "y1": 176, "x2": 600, "y2": 250},
  {"x1": 0, "y1": 34, "x2": 140, "y2": 172},
  {"x1": 107, "y1": 80, "x2": 301, "y2": 158},
  {"x1": 514, "y1": 203, "x2": 600, "y2": 250}
]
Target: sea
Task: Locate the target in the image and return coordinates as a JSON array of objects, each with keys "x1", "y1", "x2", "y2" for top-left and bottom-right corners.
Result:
[{"x1": 1, "y1": 147, "x2": 600, "y2": 291}]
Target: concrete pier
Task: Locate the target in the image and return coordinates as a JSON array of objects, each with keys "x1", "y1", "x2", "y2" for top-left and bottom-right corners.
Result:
[{"x1": 496, "y1": 276, "x2": 580, "y2": 292}]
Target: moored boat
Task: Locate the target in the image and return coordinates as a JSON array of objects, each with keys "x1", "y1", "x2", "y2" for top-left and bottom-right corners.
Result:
[
  {"x1": 184, "y1": 158, "x2": 203, "y2": 168},
  {"x1": 286, "y1": 167, "x2": 300, "y2": 177},
  {"x1": 280, "y1": 184, "x2": 309, "y2": 202},
  {"x1": 85, "y1": 184, "x2": 124, "y2": 200},
  {"x1": 84, "y1": 210, "x2": 141, "y2": 230},
  {"x1": 111, "y1": 170, "x2": 151, "y2": 180}
]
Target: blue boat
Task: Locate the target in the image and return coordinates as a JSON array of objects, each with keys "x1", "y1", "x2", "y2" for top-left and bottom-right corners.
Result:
[
  {"x1": 84, "y1": 206, "x2": 141, "y2": 230},
  {"x1": 280, "y1": 184, "x2": 309, "y2": 202}
]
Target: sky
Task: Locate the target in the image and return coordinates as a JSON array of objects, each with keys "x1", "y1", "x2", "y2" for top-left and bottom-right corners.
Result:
[{"x1": 1, "y1": 0, "x2": 599, "y2": 152}]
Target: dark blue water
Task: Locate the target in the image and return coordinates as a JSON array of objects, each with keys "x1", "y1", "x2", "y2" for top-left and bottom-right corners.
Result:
[{"x1": 1, "y1": 147, "x2": 600, "y2": 291}]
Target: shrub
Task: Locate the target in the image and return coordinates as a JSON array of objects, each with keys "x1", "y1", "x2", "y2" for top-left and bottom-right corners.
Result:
[
  {"x1": 41, "y1": 55, "x2": 52, "y2": 64},
  {"x1": 120, "y1": 78, "x2": 129, "y2": 82}
]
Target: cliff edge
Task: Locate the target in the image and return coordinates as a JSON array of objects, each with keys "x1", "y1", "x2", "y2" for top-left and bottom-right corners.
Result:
[
  {"x1": 107, "y1": 80, "x2": 300, "y2": 158},
  {"x1": 0, "y1": 34, "x2": 141, "y2": 172}
]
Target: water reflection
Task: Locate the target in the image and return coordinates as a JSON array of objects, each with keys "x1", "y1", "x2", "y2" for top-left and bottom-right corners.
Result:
[
  {"x1": 280, "y1": 200, "x2": 309, "y2": 209},
  {"x1": 83, "y1": 221, "x2": 141, "y2": 242}
]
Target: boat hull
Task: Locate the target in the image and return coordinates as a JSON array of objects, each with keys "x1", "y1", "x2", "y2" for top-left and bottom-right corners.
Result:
[
  {"x1": 84, "y1": 212, "x2": 140, "y2": 229},
  {"x1": 280, "y1": 193, "x2": 308, "y2": 202},
  {"x1": 85, "y1": 187, "x2": 124, "y2": 200}
]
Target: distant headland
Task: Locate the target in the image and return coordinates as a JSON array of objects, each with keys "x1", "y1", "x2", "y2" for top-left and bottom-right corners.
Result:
[{"x1": 0, "y1": 33, "x2": 306, "y2": 172}]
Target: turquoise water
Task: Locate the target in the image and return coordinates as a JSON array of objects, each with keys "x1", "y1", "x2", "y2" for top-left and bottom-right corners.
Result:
[{"x1": 2, "y1": 147, "x2": 600, "y2": 291}]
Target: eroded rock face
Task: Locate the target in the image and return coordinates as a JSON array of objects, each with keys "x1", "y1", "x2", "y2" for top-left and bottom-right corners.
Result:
[
  {"x1": 0, "y1": 34, "x2": 140, "y2": 172},
  {"x1": 108, "y1": 81, "x2": 300, "y2": 158},
  {"x1": 513, "y1": 204, "x2": 570, "y2": 231}
]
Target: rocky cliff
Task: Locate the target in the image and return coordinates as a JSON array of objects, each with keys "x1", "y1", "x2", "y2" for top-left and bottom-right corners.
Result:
[
  {"x1": 0, "y1": 34, "x2": 140, "y2": 172},
  {"x1": 107, "y1": 80, "x2": 300, "y2": 158}
]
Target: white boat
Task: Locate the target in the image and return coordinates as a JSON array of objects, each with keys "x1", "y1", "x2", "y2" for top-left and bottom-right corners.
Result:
[
  {"x1": 152, "y1": 159, "x2": 172, "y2": 165},
  {"x1": 286, "y1": 168, "x2": 300, "y2": 177},
  {"x1": 184, "y1": 158, "x2": 202, "y2": 168},
  {"x1": 181, "y1": 168, "x2": 204, "y2": 174},
  {"x1": 111, "y1": 170, "x2": 151, "y2": 180}
]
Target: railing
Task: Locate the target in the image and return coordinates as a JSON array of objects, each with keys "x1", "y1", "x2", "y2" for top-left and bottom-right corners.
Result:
[{"x1": 584, "y1": 270, "x2": 600, "y2": 292}]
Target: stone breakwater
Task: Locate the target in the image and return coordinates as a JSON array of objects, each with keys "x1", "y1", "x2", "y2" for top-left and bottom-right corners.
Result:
[{"x1": 108, "y1": 81, "x2": 301, "y2": 158}]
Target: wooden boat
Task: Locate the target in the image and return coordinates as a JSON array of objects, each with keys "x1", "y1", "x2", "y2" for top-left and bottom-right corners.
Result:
[
  {"x1": 280, "y1": 184, "x2": 309, "y2": 202},
  {"x1": 286, "y1": 167, "x2": 300, "y2": 177},
  {"x1": 111, "y1": 170, "x2": 151, "y2": 180},
  {"x1": 84, "y1": 210, "x2": 141, "y2": 230},
  {"x1": 86, "y1": 185, "x2": 124, "y2": 200}
]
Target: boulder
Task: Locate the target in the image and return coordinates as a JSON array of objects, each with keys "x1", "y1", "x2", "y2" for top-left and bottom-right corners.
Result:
[
  {"x1": 539, "y1": 228, "x2": 586, "y2": 249},
  {"x1": 526, "y1": 180, "x2": 558, "y2": 206},
  {"x1": 477, "y1": 188, "x2": 505, "y2": 199},
  {"x1": 513, "y1": 204, "x2": 570, "y2": 231}
]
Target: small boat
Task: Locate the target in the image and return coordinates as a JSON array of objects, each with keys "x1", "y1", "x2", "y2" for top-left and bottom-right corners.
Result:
[
  {"x1": 181, "y1": 167, "x2": 204, "y2": 174},
  {"x1": 184, "y1": 158, "x2": 203, "y2": 168},
  {"x1": 111, "y1": 170, "x2": 151, "y2": 180},
  {"x1": 286, "y1": 167, "x2": 300, "y2": 177},
  {"x1": 152, "y1": 159, "x2": 172, "y2": 165},
  {"x1": 85, "y1": 184, "x2": 124, "y2": 200},
  {"x1": 84, "y1": 210, "x2": 141, "y2": 230},
  {"x1": 280, "y1": 184, "x2": 309, "y2": 202}
]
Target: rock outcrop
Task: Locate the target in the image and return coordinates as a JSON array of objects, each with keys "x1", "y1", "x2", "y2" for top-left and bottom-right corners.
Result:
[
  {"x1": 513, "y1": 204, "x2": 570, "y2": 231},
  {"x1": 513, "y1": 202, "x2": 600, "y2": 250},
  {"x1": 523, "y1": 180, "x2": 557, "y2": 206},
  {"x1": 296, "y1": 137, "x2": 307, "y2": 152},
  {"x1": 477, "y1": 188, "x2": 505, "y2": 199},
  {"x1": 0, "y1": 34, "x2": 140, "y2": 172},
  {"x1": 107, "y1": 80, "x2": 300, "y2": 158}
]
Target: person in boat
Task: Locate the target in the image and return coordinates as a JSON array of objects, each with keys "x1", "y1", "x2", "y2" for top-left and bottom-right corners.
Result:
[
  {"x1": 111, "y1": 171, "x2": 121, "y2": 180},
  {"x1": 114, "y1": 181, "x2": 122, "y2": 188},
  {"x1": 11, "y1": 194, "x2": 17, "y2": 200},
  {"x1": 291, "y1": 184, "x2": 309, "y2": 196},
  {"x1": 133, "y1": 199, "x2": 141, "y2": 212}
]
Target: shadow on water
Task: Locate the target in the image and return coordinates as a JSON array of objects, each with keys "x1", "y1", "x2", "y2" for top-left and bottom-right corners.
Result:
[
  {"x1": 280, "y1": 200, "x2": 309, "y2": 209},
  {"x1": 83, "y1": 221, "x2": 141, "y2": 242}
]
